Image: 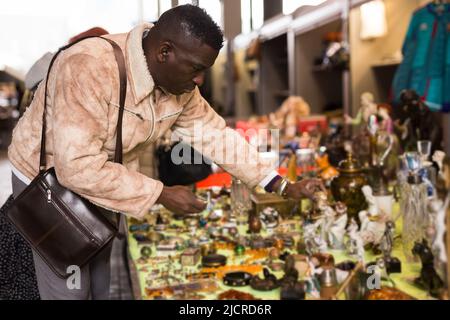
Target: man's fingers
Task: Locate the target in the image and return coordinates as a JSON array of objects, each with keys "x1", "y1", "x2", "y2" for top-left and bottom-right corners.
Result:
[{"x1": 192, "y1": 198, "x2": 207, "y2": 211}]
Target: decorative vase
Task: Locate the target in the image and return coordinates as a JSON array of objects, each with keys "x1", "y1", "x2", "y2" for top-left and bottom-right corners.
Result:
[{"x1": 331, "y1": 153, "x2": 369, "y2": 223}]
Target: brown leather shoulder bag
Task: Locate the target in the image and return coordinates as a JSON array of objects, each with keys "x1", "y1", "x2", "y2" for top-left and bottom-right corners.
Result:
[{"x1": 0, "y1": 36, "x2": 127, "y2": 279}]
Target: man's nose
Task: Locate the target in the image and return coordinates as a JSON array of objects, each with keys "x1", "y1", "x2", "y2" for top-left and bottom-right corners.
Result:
[{"x1": 192, "y1": 72, "x2": 205, "y2": 87}]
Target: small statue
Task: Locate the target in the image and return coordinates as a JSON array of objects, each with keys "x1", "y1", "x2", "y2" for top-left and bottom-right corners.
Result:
[
  {"x1": 346, "y1": 218, "x2": 365, "y2": 265},
  {"x1": 378, "y1": 221, "x2": 402, "y2": 274},
  {"x1": 345, "y1": 92, "x2": 378, "y2": 127},
  {"x1": 358, "y1": 185, "x2": 388, "y2": 246},
  {"x1": 269, "y1": 96, "x2": 311, "y2": 139},
  {"x1": 303, "y1": 223, "x2": 327, "y2": 256},
  {"x1": 432, "y1": 150, "x2": 450, "y2": 197},
  {"x1": 431, "y1": 193, "x2": 450, "y2": 282},
  {"x1": 394, "y1": 90, "x2": 443, "y2": 154},
  {"x1": 379, "y1": 221, "x2": 395, "y2": 258},
  {"x1": 312, "y1": 192, "x2": 335, "y2": 241},
  {"x1": 433, "y1": 151, "x2": 447, "y2": 174},
  {"x1": 327, "y1": 202, "x2": 348, "y2": 250},
  {"x1": 412, "y1": 239, "x2": 445, "y2": 298}
]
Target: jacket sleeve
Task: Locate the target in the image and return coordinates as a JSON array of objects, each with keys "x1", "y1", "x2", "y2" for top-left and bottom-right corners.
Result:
[
  {"x1": 51, "y1": 52, "x2": 163, "y2": 219},
  {"x1": 172, "y1": 88, "x2": 277, "y2": 188}
]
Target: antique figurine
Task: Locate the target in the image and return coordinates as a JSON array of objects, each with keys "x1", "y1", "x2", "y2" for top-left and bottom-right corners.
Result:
[
  {"x1": 303, "y1": 223, "x2": 327, "y2": 256},
  {"x1": 394, "y1": 89, "x2": 443, "y2": 154},
  {"x1": 312, "y1": 191, "x2": 336, "y2": 242},
  {"x1": 431, "y1": 193, "x2": 450, "y2": 282},
  {"x1": 345, "y1": 92, "x2": 378, "y2": 128},
  {"x1": 327, "y1": 202, "x2": 348, "y2": 250},
  {"x1": 379, "y1": 221, "x2": 395, "y2": 257},
  {"x1": 378, "y1": 221, "x2": 402, "y2": 274},
  {"x1": 346, "y1": 218, "x2": 365, "y2": 265},
  {"x1": 358, "y1": 185, "x2": 388, "y2": 246},
  {"x1": 432, "y1": 150, "x2": 450, "y2": 197},
  {"x1": 412, "y1": 240, "x2": 445, "y2": 298},
  {"x1": 269, "y1": 96, "x2": 311, "y2": 139}
]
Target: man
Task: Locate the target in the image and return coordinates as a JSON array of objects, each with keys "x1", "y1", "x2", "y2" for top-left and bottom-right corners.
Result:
[{"x1": 8, "y1": 5, "x2": 324, "y2": 300}]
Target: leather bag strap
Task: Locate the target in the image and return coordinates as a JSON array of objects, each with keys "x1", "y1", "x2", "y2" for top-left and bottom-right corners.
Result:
[
  {"x1": 39, "y1": 36, "x2": 127, "y2": 171},
  {"x1": 39, "y1": 36, "x2": 127, "y2": 234}
]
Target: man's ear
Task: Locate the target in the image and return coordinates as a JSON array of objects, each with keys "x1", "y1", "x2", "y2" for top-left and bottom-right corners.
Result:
[{"x1": 157, "y1": 42, "x2": 172, "y2": 63}]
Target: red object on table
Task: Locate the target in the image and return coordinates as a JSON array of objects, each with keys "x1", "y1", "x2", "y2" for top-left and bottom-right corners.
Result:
[
  {"x1": 195, "y1": 167, "x2": 315, "y2": 189},
  {"x1": 297, "y1": 115, "x2": 328, "y2": 133},
  {"x1": 196, "y1": 172, "x2": 232, "y2": 188}
]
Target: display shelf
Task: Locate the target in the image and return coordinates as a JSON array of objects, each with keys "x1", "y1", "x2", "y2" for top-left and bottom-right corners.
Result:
[
  {"x1": 258, "y1": 33, "x2": 290, "y2": 114},
  {"x1": 312, "y1": 65, "x2": 348, "y2": 73},
  {"x1": 295, "y1": 18, "x2": 344, "y2": 114}
]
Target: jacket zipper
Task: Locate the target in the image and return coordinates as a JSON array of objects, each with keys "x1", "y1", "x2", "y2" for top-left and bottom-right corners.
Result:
[
  {"x1": 40, "y1": 183, "x2": 101, "y2": 246},
  {"x1": 110, "y1": 103, "x2": 144, "y2": 121}
]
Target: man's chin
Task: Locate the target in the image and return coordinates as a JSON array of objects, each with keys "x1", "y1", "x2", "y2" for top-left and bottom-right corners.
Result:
[{"x1": 162, "y1": 86, "x2": 195, "y2": 96}]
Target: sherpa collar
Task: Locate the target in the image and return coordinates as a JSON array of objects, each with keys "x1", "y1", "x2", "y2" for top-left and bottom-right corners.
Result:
[{"x1": 126, "y1": 22, "x2": 156, "y2": 105}]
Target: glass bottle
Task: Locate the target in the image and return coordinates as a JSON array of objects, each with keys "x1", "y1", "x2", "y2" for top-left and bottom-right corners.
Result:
[
  {"x1": 230, "y1": 177, "x2": 252, "y2": 225},
  {"x1": 399, "y1": 152, "x2": 429, "y2": 261}
]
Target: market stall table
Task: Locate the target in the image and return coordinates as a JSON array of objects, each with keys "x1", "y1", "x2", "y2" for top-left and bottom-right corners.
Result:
[{"x1": 126, "y1": 191, "x2": 433, "y2": 300}]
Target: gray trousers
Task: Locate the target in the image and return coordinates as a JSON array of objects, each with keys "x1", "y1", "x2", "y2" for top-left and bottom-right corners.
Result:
[{"x1": 12, "y1": 173, "x2": 113, "y2": 300}]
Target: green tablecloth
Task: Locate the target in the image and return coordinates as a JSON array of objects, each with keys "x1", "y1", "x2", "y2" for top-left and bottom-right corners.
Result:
[{"x1": 127, "y1": 203, "x2": 433, "y2": 300}]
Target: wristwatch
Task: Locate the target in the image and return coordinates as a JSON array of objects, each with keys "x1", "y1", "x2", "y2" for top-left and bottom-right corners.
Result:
[{"x1": 276, "y1": 178, "x2": 290, "y2": 198}]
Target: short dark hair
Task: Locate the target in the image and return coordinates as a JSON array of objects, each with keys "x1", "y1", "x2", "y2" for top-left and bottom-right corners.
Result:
[{"x1": 155, "y1": 4, "x2": 224, "y2": 51}]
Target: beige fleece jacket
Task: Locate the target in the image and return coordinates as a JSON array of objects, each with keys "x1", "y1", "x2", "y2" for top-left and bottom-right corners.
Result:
[{"x1": 8, "y1": 23, "x2": 275, "y2": 219}]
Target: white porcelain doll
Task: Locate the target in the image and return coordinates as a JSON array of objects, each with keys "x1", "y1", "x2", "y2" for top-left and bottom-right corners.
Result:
[
  {"x1": 431, "y1": 193, "x2": 450, "y2": 282},
  {"x1": 313, "y1": 192, "x2": 336, "y2": 242},
  {"x1": 347, "y1": 218, "x2": 365, "y2": 265},
  {"x1": 304, "y1": 223, "x2": 328, "y2": 256},
  {"x1": 327, "y1": 202, "x2": 348, "y2": 250},
  {"x1": 359, "y1": 185, "x2": 388, "y2": 246}
]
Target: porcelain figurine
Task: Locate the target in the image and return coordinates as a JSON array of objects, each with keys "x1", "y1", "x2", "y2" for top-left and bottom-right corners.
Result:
[
  {"x1": 358, "y1": 185, "x2": 388, "y2": 246},
  {"x1": 346, "y1": 218, "x2": 365, "y2": 265},
  {"x1": 303, "y1": 223, "x2": 318, "y2": 256},
  {"x1": 327, "y1": 202, "x2": 348, "y2": 250},
  {"x1": 312, "y1": 192, "x2": 336, "y2": 241},
  {"x1": 432, "y1": 150, "x2": 450, "y2": 197},
  {"x1": 431, "y1": 193, "x2": 450, "y2": 282},
  {"x1": 345, "y1": 92, "x2": 378, "y2": 127},
  {"x1": 269, "y1": 96, "x2": 311, "y2": 139},
  {"x1": 303, "y1": 223, "x2": 327, "y2": 256}
]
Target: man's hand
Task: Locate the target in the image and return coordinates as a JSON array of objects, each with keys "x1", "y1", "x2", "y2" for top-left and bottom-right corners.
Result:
[
  {"x1": 284, "y1": 178, "x2": 327, "y2": 200},
  {"x1": 157, "y1": 186, "x2": 207, "y2": 215}
]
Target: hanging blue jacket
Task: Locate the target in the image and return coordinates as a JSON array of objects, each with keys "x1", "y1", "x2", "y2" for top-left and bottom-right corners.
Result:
[{"x1": 392, "y1": 3, "x2": 450, "y2": 112}]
